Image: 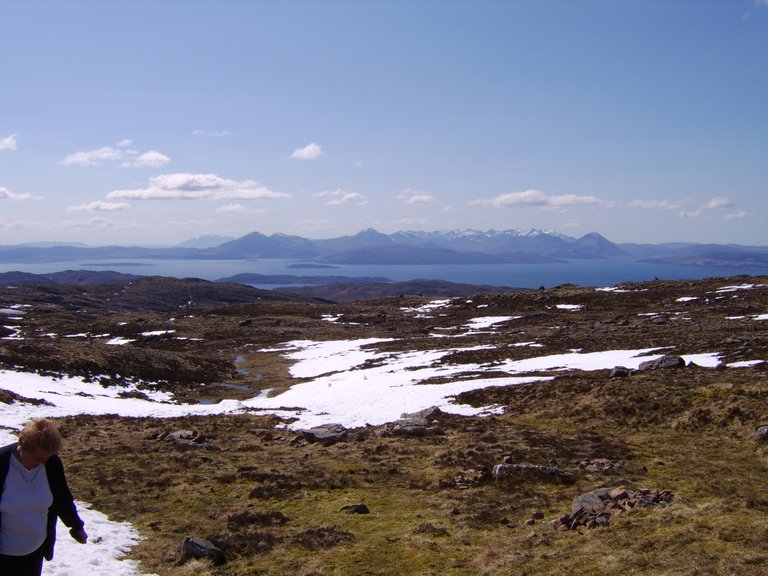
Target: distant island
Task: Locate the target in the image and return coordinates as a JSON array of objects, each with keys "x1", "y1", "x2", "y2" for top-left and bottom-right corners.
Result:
[{"x1": 1, "y1": 228, "x2": 767, "y2": 269}]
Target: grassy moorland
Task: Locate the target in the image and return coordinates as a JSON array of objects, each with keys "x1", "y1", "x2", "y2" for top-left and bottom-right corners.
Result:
[{"x1": 3, "y1": 274, "x2": 768, "y2": 575}]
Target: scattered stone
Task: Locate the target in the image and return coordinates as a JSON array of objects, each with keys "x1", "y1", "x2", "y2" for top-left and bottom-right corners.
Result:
[
  {"x1": 637, "y1": 355, "x2": 685, "y2": 371},
  {"x1": 159, "y1": 429, "x2": 208, "y2": 448},
  {"x1": 609, "y1": 487, "x2": 629, "y2": 500},
  {"x1": 180, "y1": 536, "x2": 226, "y2": 565},
  {"x1": 609, "y1": 366, "x2": 631, "y2": 378},
  {"x1": 388, "y1": 406, "x2": 443, "y2": 437},
  {"x1": 299, "y1": 423, "x2": 348, "y2": 445},
  {"x1": 453, "y1": 468, "x2": 488, "y2": 489},
  {"x1": 750, "y1": 425, "x2": 768, "y2": 443},
  {"x1": 339, "y1": 503, "x2": 370, "y2": 514},
  {"x1": 117, "y1": 390, "x2": 151, "y2": 401},
  {"x1": 162, "y1": 430, "x2": 201, "y2": 442}
]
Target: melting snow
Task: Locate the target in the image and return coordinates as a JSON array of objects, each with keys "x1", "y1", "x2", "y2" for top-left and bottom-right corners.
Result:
[
  {"x1": 727, "y1": 314, "x2": 768, "y2": 321},
  {"x1": 726, "y1": 359, "x2": 765, "y2": 368},
  {"x1": 139, "y1": 330, "x2": 175, "y2": 337},
  {"x1": 0, "y1": 315, "x2": 760, "y2": 575},
  {"x1": 106, "y1": 337, "x2": 136, "y2": 346},
  {"x1": 464, "y1": 316, "x2": 520, "y2": 330},
  {"x1": 401, "y1": 299, "x2": 452, "y2": 316},
  {"x1": 42, "y1": 503, "x2": 156, "y2": 576},
  {"x1": 595, "y1": 286, "x2": 635, "y2": 293}
]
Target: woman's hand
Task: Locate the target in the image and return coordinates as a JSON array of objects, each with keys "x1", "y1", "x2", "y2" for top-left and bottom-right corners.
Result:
[{"x1": 70, "y1": 527, "x2": 88, "y2": 544}]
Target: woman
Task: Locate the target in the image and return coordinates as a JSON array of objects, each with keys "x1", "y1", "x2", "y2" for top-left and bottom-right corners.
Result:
[{"x1": 0, "y1": 418, "x2": 87, "y2": 576}]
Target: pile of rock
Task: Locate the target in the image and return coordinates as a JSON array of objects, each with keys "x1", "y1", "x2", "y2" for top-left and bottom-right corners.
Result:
[{"x1": 552, "y1": 486, "x2": 674, "y2": 531}]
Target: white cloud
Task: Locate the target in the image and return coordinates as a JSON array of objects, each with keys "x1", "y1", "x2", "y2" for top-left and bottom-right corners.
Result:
[
  {"x1": 193, "y1": 129, "x2": 231, "y2": 138},
  {"x1": 629, "y1": 199, "x2": 683, "y2": 211},
  {"x1": 546, "y1": 194, "x2": 604, "y2": 207},
  {"x1": 398, "y1": 189, "x2": 437, "y2": 204},
  {"x1": 0, "y1": 186, "x2": 32, "y2": 200},
  {"x1": 291, "y1": 142, "x2": 322, "y2": 160},
  {"x1": 67, "y1": 201, "x2": 131, "y2": 212},
  {"x1": 472, "y1": 189, "x2": 547, "y2": 207},
  {"x1": 215, "y1": 203, "x2": 248, "y2": 213},
  {"x1": 1, "y1": 134, "x2": 18, "y2": 151},
  {"x1": 755, "y1": 0, "x2": 768, "y2": 6},
  {"x1": 314, "y1": 188, "x2": 367, "y2": 206},
  {"x1": 131, "y1": 150, "x2": 171, "y2": 168},
  {"x1": 680, "y1": 196, "x2": 735, "y2": 219},
  {"x1": 724, "y1": 211, "x2": 747, "y2": 221},
  {"x1": 61, "y1": 142, "x2": 170, "y2": 167},
  {"x1": 471, "y1": 189, "x2": 605, "y2": 210},
  {"x1": 705, "y1": 196, "x2": 732, "y2": 209},
  {"x1": 107, "y1": 173, "x2": 290, "y2": 201},
  {"x1": 61, "y1": 146, "x2": 124, "y2": 166}
]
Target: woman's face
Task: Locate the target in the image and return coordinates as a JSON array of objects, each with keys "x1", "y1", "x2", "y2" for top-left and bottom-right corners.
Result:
[{"x1": 19, "y1": 446, "x2": 53, "y2": 469}]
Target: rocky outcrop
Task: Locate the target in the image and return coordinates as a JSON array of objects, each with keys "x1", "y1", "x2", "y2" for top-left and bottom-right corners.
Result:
[{"x1": 386, "y1": 406, "x2": 443, "y2": 437}]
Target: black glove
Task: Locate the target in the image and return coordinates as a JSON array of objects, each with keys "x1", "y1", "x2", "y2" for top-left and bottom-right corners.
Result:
[{"x1": 70, "y1": 527, "x2": 88, "y2": 544}]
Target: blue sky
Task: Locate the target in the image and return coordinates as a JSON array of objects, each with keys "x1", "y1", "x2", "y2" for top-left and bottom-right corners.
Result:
[{"x1": 1, "y1": 0, "x2": 766, "y2": 246}]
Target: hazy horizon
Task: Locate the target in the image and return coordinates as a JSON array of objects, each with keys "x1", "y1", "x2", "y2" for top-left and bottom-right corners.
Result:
[
  {"x1": 5, "y1": 226, "x2": 768, "y2": 251},
  {"x1": 2, "y1": 2, "x2": 766, "y2": 247}
]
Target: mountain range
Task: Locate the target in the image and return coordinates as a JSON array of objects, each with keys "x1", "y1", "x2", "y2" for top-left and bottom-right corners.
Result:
[{"x1": 2, "y1": 228, "x2": 767, "y2": 268}]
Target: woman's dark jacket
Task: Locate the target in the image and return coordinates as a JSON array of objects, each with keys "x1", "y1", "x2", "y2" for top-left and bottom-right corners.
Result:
[{"x1": 0, "y1": 442, "x2": 85, "y2": 561}]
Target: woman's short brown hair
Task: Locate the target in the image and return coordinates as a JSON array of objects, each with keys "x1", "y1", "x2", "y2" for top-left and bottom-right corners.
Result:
[{"x1": 18, "y1": 418, "x2": 63, "y2": 455}]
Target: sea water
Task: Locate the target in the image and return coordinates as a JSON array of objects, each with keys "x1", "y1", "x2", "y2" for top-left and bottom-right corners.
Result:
[{"x1": 0, "y1": 258, "x2": 765, "y2": 289}]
